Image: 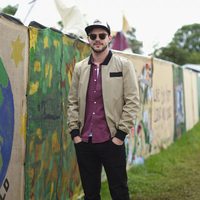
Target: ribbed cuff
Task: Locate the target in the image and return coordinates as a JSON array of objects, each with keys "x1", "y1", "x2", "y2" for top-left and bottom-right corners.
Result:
[
  {"x1": 70, "y1": 129, "x2": 80, "y2": 140},
  {"x1": 115, "y1": 129, "x2": 127, "y2": 141}
]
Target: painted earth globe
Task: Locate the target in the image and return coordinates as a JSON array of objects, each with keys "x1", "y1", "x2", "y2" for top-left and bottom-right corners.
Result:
[{"x1": 0, "y1": 58, "x2": 14, "y2": 186}]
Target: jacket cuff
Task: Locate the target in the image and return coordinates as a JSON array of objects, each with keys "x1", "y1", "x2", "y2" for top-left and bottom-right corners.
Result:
[
  {"x1": 70, "y1": 129, "x2": 80, "y2": 140},
  {"x1": 115, "y1": 129, "x2": 127, "y2": 141}
]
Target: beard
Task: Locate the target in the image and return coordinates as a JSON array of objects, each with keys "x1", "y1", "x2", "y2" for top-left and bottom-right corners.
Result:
[{"x1": 91, "y1": 44, "x2": 108, "y2": 53}]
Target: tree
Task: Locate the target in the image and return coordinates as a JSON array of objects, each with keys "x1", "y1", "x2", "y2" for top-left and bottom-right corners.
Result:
[
  {"x1": 172, "y1": 23, "x2": 200, "y2": 52},
  {"x1": 1, "y1": 5, "x2": 18, "y2": 16},
  {"x1": 126, "y1": 27, "x2": 143, "y2": 54},
  {"x1": 153, "y1": 23, "x2": 200, "y2": 65}
]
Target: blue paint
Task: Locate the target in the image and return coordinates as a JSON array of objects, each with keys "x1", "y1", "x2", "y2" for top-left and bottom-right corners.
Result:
[{"x1": 0, "y1": 58, "x2": 14, "y2": 186}]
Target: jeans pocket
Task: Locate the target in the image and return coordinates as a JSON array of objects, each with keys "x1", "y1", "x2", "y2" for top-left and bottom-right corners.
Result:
[{"x1": 74, "y1": 141, "x2": 85, "y2": 151}]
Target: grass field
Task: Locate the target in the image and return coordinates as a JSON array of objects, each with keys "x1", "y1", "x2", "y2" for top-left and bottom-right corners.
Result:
[{"x1": 101, "y1": 122, "x2": 200, "y2": 200}]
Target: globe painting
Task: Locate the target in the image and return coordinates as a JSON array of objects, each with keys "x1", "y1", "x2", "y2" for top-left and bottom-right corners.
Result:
[{"x1": 0, "y1": 58, "x2": 14, "y2": 186}]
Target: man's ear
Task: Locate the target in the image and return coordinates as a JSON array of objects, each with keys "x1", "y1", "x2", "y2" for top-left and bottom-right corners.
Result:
[
  {"x1": 108, "y1": 35, "x2": 112, "y2": 41},
  {"x1": 108, "y1": 35, "x2": 113, "y2": 45}
]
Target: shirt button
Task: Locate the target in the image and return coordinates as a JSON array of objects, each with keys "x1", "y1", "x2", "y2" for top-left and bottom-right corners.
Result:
[
  {"x1": 94, "y1": 102, "x2": 96, "y2": 104},
  {"x1": 93, "y1": 112, "x2": 95, "y2": 115},
  {"x1": 94, "y1": 79, "x2": 96, "y2": 82},
  {"x1": 94, "y1": 91, "x2": 96, "y2": 93}
]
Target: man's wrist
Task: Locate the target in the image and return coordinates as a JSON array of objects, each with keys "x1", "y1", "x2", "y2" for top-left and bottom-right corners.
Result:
[
  {"x1": 70, "y1": 129, "x2": 80, "y2": 140},
  {"x1": 115, "y1": 129, "x2": 126, "y2": 141}
]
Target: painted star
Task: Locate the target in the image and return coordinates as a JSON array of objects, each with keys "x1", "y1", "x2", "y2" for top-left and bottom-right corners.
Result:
[{"x1": 11, "y1": 36, "x2": 25, "y2": 67}]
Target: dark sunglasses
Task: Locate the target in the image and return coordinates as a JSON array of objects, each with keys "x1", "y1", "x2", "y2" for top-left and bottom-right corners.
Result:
[{"x1": 88, "y1": 33, "x2": 108, "y2": 40}]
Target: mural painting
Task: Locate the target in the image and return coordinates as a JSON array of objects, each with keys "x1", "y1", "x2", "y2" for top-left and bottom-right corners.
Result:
[
  {"x1": 136, "y1": 61, "x2": 154, "y2": 156},
  {"x1": 57, "y1": 35, "x2": 90, "y2": 200},
  {"x1": 113, "y1": 53, "x2": 154, "y2": 165},
  {"x1": 26, "y1": 25, "x2": 90, "y2": 200},
  {"x1": 126, "y1": 61, "x2": 154, "y2": 165},
  {"x1": 0, "y1": 59, "x2": 14, "y2": 198},
  {"x1": 151, "y1": 59, "x2": 174, "y2": 153},
  {"x1": 173, "y1": 65, "x2": 186, "y2": 139},
  {"x1": 0, "y1": 15, "x2": 28, "y2": 200}
]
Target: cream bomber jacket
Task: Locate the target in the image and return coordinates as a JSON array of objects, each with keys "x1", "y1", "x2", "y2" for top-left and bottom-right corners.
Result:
[{"x1": 67, "y1": 51, "x2": 140, "y2": 140}]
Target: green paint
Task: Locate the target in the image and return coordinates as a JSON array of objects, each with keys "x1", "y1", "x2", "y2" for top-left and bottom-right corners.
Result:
[
  {"x1": 0, "y1": 58, "x2": 9, "y2": 105},
  {"x1": 0, "y1": 58, "x2": 8, "y2": 88}
]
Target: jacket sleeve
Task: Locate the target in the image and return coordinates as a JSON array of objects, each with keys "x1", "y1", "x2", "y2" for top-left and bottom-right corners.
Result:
[
  {"x1": 67, "y1": 63, "x2": 81, "y2": 139},
  {"x1": 115, "y1": 59, "x2": 140, "y2": 141}
]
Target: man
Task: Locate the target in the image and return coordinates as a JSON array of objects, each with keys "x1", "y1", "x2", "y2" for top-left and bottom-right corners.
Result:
[{"x1": 67, "y1": 19, "x2": 140, "y2": 200}]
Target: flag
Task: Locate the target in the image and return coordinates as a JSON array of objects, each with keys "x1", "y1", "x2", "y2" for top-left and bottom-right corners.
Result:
[
  {"x1": 122, "y1": 14, "x2": 131, "y2": 33},
  {"x1": 111, "y1": 31, "x2": 129, "y2": 51}
]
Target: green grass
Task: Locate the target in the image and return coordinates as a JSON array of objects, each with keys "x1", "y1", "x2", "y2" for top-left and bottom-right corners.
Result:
[{"x1": 101, "y1": 122, "x2": 200, "y2": 200}]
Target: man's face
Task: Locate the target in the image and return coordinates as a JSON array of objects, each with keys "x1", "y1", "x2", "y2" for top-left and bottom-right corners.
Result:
[{"x1": 87, "y1": 28, "x2": 112, "y2": 53}]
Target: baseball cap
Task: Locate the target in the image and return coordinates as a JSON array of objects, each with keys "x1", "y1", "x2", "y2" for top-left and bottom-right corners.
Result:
[{"x1": 85, "y1": 19, "x2": 111, "y2": 35}]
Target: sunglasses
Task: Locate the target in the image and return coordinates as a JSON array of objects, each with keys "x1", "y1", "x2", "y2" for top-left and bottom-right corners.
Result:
[{"x1": 88, "y1": 33, "x2": 108, "y2": 40}]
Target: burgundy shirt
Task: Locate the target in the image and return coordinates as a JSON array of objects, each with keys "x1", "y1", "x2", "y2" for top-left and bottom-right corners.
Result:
[{"x1": 81, "y1": 54, "x2": 111, "y2": 143}]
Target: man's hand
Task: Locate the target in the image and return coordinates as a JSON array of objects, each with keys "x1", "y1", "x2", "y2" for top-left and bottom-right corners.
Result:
[
  {"x1": 73, "y1": 136, "x2": 82, "y2": 144},
  {"x1": 112, "y1": 137, "x2": 124, "y2": 145}
]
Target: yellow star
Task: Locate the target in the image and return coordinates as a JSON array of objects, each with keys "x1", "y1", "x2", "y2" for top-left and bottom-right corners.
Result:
[
  {"x1": 34, "y1": 60, "x2": 41, "y2": 72},
  {"x1": 11, "y1": 36, "x2": 25, "y2": 67},
  {"x1": 29, "y1": 81, "x2": 39, "y2": 95}
]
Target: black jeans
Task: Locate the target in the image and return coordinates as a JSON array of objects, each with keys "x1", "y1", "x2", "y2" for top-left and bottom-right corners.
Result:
[{"x1": 74, "y1": 140, "x2": 130, "y2": 200}]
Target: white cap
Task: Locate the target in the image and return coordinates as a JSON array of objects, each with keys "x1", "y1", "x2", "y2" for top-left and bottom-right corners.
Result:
[{"x1": 85, "y1": 19, "x2": 111, "y2": 35}]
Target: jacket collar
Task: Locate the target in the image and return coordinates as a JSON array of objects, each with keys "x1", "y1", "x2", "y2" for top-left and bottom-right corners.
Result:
[{"x1": 88, "y1": 50, "x2": 113, "y2": 65}]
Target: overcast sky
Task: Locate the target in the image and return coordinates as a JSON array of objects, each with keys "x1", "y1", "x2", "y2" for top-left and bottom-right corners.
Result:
[{"x1": 0, "y1": 0, "x2": 200, "y2": 55}]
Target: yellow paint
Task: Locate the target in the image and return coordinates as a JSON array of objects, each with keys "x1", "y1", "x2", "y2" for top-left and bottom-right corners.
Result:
[
  {"x1": 37, "y1": 161, "x2": 44, "y2": 179},
  {"x1": 29, "y1": 81, "x2": 39, "y2": 95},
  {"x1": 11, "y1": 35, "x2": 25, "y2": 66},
  {"x1": 45, "y1": 63, "x2": 53, "y2": 87},
  {"x1": 28, "y1": 168, "x2": 34, "y2": 179},
  {"x1": 34, "y1": 60, "x2": 41, "y2": 72},
  {"x1": 53, "y1": 39, "x2": 59, "y2": 48},
  {"x1": 62, "y1": 36, "x2": 74, "y2": 46},
  {"x1": 67, "y1": 72, "x2": 72, "y2": 86},
  {"x1": 48, "y1": 64, "x2": 52, "y2": 87},
  {"x1": 66, "y1": 62, "x2": 74, "y2": 86},
  {"x1": 29, "y1": 140, "x2": 34, "y2": 152},
  {"x1": 20, "y1": 114, "x2": 27, "y2": 141},
  {"x1": 52, "y1": 130, "x2": 60, "y2": 153},
  {"x1": 36, "y1": 128, "x2": 42, "y2": 140},
  {"x1": 63, "y1": 136, "x2": 68, "y2": 151},
  {"x1": 45, "y1": 63, "x2": 49, "y2": 78},
  {"x1": 30, "y1": 28, "x2": 38, "y2": 50},
  {"x1": 50, "y1": 182, "x2": 54, "y2": 199},
  {"x1": 44, "y1": 36, "x2": 49, "y2": 48}
]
